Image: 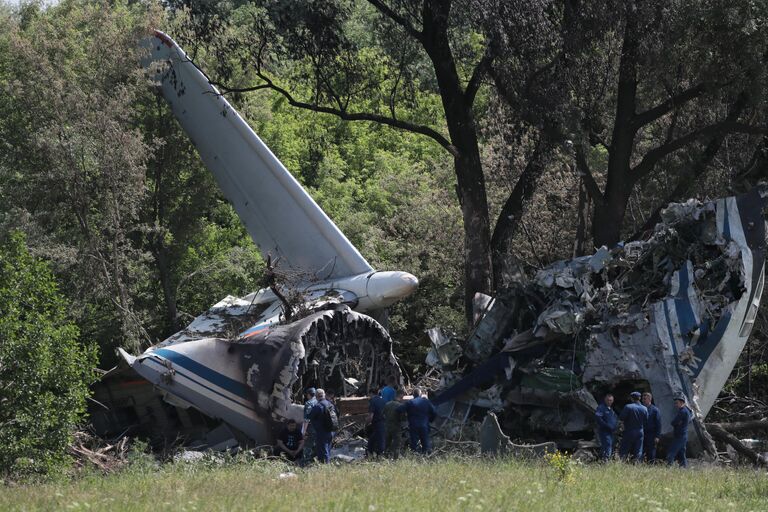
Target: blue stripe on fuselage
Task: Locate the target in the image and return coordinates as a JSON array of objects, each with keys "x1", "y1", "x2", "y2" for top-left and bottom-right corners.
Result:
[{"x1": 153, "y1": 348, "x2": 250, "y2": 401}]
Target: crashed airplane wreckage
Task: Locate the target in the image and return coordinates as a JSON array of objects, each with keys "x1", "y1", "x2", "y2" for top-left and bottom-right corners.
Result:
[
  {"x1": 92, "y1": 31, "x2": 414, "y2": 448},
  {"x1": 430, "y1": 188, "x2": 767, "y2": 456},
  {"x1": 93, "y1": 31, "x2": 767, "y2": 458}
]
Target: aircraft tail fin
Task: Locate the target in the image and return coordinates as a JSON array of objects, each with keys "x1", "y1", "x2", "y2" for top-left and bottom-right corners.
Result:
[{"x1": 145, "y1": 31, "x2": 373, "y2": 281}]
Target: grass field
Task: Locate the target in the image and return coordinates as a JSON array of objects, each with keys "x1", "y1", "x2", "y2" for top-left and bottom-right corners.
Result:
[{"x1": 1, "y1": 455, "x2": 767, "y2": 511}]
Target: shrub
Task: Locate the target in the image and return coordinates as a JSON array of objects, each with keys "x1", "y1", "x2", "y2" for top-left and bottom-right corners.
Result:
[{"x1": 0, "y1": 232, "x2": 98, "y2": 478}]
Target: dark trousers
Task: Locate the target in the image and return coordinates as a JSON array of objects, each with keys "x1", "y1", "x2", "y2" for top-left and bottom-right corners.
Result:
[
  {"x1": 273, "y1": 446, "x2": 300, "y2": 461},
  {"x1": 302, "y1": 432, "x2": 315, "y2": 464},
  {"x1": 666, "y1": 436, "x2": 688, "y2": 467},
  {"x1": 598, "y1": 431, "x2": 614, "y2": 461},
  {"x1": 368, "y1": 421, "x2": 386, "y2": 455},
  {"x1": 409, "y1": 423, "x2": 431, "y2": 454},
  {"x1": 643, "y1": 439, "x2": 657, "y2": 462},
  {"x1": 619, "y1": 430, "x2": 644, "y2": 461},
  {"x1": 314, "y1": 432, "x2": 333, "y2": 464}
]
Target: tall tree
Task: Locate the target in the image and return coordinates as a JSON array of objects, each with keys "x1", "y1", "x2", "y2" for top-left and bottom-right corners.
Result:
[
  {"x1": 484, "y1": 0, "x2": 768, "y2": 246},
  {"x1": 171, "y1": 0, "x2": 519, "y2": 320}
]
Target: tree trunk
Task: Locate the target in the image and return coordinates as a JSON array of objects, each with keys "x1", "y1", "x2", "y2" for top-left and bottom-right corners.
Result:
[
  {"x1": 491, "y1": 139, "x2": 551, "y2": 290},
  {"x1": 152, "y1": 240, "x2": 180, "y2": 334},
  {"x1": 592, "y1": 186, "x2": 630, "y2": 247},
  {"x1": 591, "y1": 2, "x2": 638, "y2": 248},
  {"x1": 707, "y1": 423, "x2": 768, "y2": 466},
  {"x1": 423, "y1": 0, "x2": 493, "y2": 322},
  {"x1": 573, "y1": 177, "x2": 588, "y2": 257}
]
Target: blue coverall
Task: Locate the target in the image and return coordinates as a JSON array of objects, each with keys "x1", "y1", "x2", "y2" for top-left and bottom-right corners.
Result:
[
  {"x1": 594, "y1": 403, "x2": 618, "y2": 460},
  {"x1": 643, "y1": 404, "x2": 662, "y2": 462},
  {"x1": 667, "y1": 406, "x2": 691, "y2": 468},
  {"x1": 398, "y1": 397, "x2": 437, "y2": 454},
  {"x1": 619, "y1": 402, "x2": 648, "y2": 461},
  {"x1": 380, "y1": 386, "x2": 396, "y2": 403},
  {"x1": 367, "y1": 395, "x2": 387, "y2": 456},
  {"x1": 308, "y1": 399, "x2": 335, "y2": 463}
]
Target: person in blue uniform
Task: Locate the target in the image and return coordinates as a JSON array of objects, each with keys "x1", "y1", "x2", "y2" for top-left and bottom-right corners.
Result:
[
  {"x1": 301, "y1": 387, "x2": 317, "y2": 464},
  {"x1": 595, "y1": 393, "x2": 618, "y2": 461},
  {"x1": 367, "y1": 387, "x2": 387, "y2": 457},
  {"x1": 619, "y1": 391, "x2": 648, "y2": 461},
  {"x1": 667, "y1": 395, "x2": 692, "y2": 468},
  {"x1": 641, "y1": 392, "x2": 662, "y2": 463},
  {"x1": 398, "y1": 387, "x2": 436, "y2": 454},
  {"x1": 380, "y1": 376, "x2": 396, "y2": 403},
  {"x1": 308, "y1": 388, "x2": 335, "y2": 464}
]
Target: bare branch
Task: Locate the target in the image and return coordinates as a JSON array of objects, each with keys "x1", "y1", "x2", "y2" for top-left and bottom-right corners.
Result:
[
  {"x1": 632, "y1": 121, "x2": 768, "y2": 181},
  {"x1": 211, "y1": 76, "x2": 458, "y2": 157},
  {"x1": 367, "y1": 0, "x2": 423, "y2": 41},
  {"x1": 575, "y1": 144, "x2": 604, "y2": 203},
  {"x1": 633, "y1": 83, "x2": 707, "y2": 128},
  {"x1": 465, "y1": 46, "x2": 493, "y2": 107}
]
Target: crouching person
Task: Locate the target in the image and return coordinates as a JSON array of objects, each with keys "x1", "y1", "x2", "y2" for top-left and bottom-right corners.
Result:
[{"x1": 274, "y1": 419, "x2": 304, "y2": 462}]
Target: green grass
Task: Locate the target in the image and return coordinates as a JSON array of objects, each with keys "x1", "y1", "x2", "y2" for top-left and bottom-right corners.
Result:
[{"x1": 1, "y1": 456, "x2": 767, "y2": 511}]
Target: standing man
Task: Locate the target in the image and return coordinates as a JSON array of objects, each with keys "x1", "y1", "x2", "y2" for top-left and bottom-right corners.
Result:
[
  {"x1": 398, "y1": 387, "x2": 437, "y2": 454},
  {"x1": 383, "y1": 388, "x2": 405, "y2": 458},
  {"x1": 642, "y1": 392, "x2": 662, "y2": 463},
  {"x1": 619, "y1": 391, "x2": 648, "y2": 462},
  {"x1": 302, "y1": 387, "x2": 317, "y2": 464},
  {"x1": 667, "y1": 395, "x2": 692, "y2": 468},
  {"x1": 367, "y1": 387, "x2": 387, "y2": 457},
  {"x1": 380, "y1": 377, "x2": 397, "y2": 403},
  {"x1": 595, "y1": 393, "x2": 618, "y2": 461},
  {"x1": 308, "y1": 388, "x2": 335, "y2": 464}
]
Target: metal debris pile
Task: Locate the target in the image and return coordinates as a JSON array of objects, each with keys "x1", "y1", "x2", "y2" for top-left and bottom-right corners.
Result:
[
  {"x1": 238, "y1": 307, "x2": 402, "y2": 426},
  {"x1": 427, "y1": 190, "x2": 766, "y2": 453}
]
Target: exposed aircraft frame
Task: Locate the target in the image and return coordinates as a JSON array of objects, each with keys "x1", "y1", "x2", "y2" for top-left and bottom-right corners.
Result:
[{"x1": 93, "y1": 31, "x2": 417, "y2": 447}]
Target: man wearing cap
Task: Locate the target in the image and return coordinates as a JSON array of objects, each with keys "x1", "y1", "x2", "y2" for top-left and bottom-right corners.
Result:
[
  {"x1": 302, "y1": 387, "x2": 317, "y2": 464},
  {"x1": 619, "y1": 391, "x2": 648, "y2": 461},
  {"x1": 595, "y1": 394, "x2": 618, "y2": 461},
  {"x1": 642, "y1": 392, "x2": 662, "y2": 463},
  {"x1": 667, "y1": 395, "x2": 692, "y2": 468}
]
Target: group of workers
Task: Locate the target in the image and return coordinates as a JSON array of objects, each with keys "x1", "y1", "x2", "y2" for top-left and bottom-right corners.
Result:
[
  {"x1": 366, "y1": 380, "x2": 437, "y2": 458},
  {"x1": 275, "y1": 385, "x2": 694, "y2": 467},
  {"x1": 274, "y1": 378, "x2": 437, "y2": 465},
  {"x1": 595, "y1": 391, "x2": 692, "y2": 467},
  {"x1": 272, "y1": 387, "x2": 338, "y2": 464}
]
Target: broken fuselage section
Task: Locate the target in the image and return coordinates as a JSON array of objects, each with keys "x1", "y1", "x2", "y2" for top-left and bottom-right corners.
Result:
[
  {"x1": 112, "y1": 304, "x2": 401, "y2": 445},
  {"x1": 432, "y1": 188, "x2": 767, "y2": 452},
  {"x1": 92, "y1": 31, "x2": 412, "y2": 448}
]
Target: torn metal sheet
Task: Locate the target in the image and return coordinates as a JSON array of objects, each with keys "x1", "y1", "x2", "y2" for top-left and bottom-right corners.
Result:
[
  {"x1": 426, "y1": 327, "x2": 463, "y2": 367},
  {"x1": 119, "y1": 308, "x2": 401, "y2": 446},
  {"x1": 429, "y1": 187, "x2": 767, "y2": 454}
]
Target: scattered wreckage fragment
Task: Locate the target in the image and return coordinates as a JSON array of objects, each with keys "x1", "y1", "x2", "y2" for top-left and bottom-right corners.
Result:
[{"x1": 430, "y1": 187, "x2": 767, "y2": 457}]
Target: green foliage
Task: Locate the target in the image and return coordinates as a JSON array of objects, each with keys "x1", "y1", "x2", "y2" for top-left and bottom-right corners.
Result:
[
  {"x1": 0, "y1": 232, "x2": 98, "y2": 478},
  {"x1": 240, "y1": 88, "x2": 465, "y2": 362},
  {"x1": 543, "y1": 451, "x2": 577, "y2": 484},
  {"x1": 723, "y1": 362, "x2": 768, "y2": 402}
]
